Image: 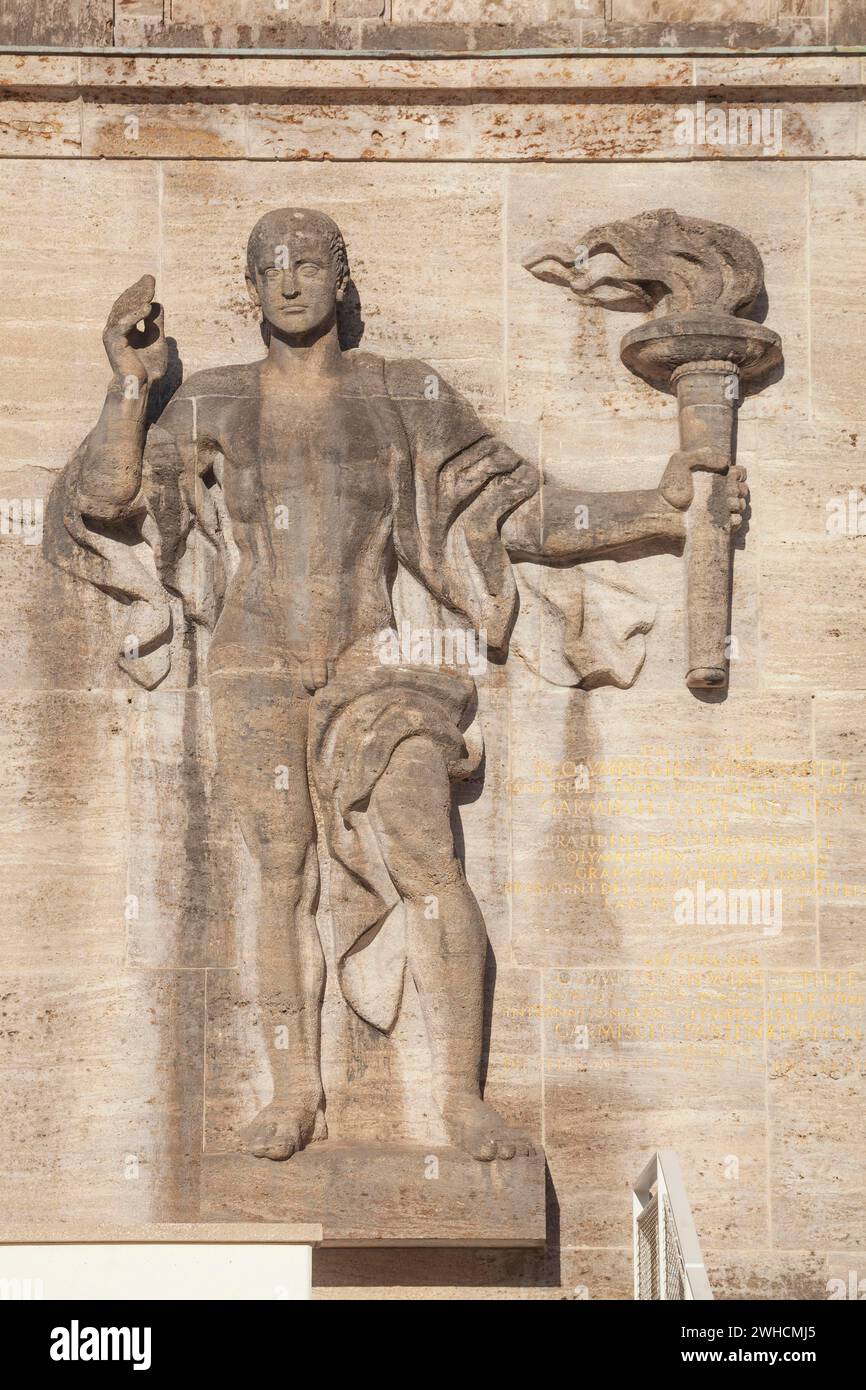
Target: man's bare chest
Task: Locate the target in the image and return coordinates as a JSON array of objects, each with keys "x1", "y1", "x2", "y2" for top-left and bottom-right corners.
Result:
[{"x1": 205, "y1": 387, "x2": 393, "y2": 520}]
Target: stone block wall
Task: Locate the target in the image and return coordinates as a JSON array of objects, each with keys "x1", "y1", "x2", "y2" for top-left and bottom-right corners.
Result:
[
  {"x1": 0, "y1": 38, "x2": 864, "y2": 1299},
  {"x1": 1, "y1": 1, "x2": 864, "y2": 52}
]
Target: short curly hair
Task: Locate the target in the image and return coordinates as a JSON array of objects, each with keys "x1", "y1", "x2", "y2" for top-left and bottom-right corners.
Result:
[{"x1": 246, "y1": 208, "x2": 349, "y2": 287}]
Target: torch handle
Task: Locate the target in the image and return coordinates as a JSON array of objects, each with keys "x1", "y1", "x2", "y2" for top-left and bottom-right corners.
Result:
[
  {"x1": 684, "y1": 470, "x2": 734, "y2": 687},
  {"x1": 674, "y1": 361, "x2": 738, "y2": 690}
]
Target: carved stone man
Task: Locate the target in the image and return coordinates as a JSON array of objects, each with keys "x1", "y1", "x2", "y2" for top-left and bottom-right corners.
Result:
[{"x1": 45, "y1": 208, "x2": 747, "y2": 1162}]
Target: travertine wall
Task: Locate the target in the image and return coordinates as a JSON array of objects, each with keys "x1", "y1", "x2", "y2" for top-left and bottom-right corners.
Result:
[
  {"x1": 1, "y1": 0, "x2": 864, "y2": 51},
  {"x1": 0, "y1": 43, "x2": 864, "y2": 1298}
]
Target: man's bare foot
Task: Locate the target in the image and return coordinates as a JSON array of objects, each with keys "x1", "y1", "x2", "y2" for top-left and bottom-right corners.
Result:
[
  {"x1": 439, "y1": 1092, "x2": 536, "y2": 1161},
  {"x1": 240, "y1": 1096, "x2": 327, "y2": 1161}
]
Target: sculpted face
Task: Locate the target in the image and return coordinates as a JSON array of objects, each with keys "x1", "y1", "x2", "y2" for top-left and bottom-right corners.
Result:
[{"x1": 246, "y1": 209, "x2": 347, "y2": 339}]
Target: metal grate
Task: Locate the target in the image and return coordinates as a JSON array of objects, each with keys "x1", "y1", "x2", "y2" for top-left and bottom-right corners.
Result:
[
  {"x1": 663, "y1": 1196, "x2": 686, "y2": 1300},
  {"x1": 636, "y1": 1194, "x2": 660, "y2": 1300},
  {"x1": 632, "y1": 1151, "x2": 713, "y2": 1300}
]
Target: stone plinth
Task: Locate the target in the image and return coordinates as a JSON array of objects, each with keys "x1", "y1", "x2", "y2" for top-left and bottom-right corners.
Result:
[{"x1": 201, "y1": 1145, "x2": 547, "y2": 1248}]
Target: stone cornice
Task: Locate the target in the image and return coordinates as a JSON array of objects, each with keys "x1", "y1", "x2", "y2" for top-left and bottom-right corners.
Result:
[
  {"x1": 2, "y1": 50, "x2": 862, "y2": 161},
  {"x1": 1, "y1": 51, "x2": 864, "y2": 97}
]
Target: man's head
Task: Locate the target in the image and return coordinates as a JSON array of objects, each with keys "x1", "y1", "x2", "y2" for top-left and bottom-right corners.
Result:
[{"x1": 245, "y1": 208, "x2": 350, "y2": 338}]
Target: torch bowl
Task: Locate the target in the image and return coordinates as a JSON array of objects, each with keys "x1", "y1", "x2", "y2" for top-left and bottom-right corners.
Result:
[{"x1": 621, "y1": 313, "x2": 782, "y2": 395}]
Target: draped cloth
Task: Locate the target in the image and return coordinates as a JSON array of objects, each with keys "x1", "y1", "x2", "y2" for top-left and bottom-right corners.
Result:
[{"x1": 44, "y1": 351, "x2": 654, "y2": 1030}]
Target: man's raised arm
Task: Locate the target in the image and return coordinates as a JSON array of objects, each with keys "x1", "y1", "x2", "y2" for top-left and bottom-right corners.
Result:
[
  {"x1": 501, "y1": 453, "x2": 747, "y2": 562},
  {"x1": 76, "y1": 275, "x2": 168, "y2": 520}
]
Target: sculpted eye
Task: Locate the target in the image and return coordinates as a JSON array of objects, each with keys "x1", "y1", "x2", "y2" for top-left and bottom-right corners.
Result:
[{"x1": 298, "y1": 262, "x2": 322, "y2": 276}]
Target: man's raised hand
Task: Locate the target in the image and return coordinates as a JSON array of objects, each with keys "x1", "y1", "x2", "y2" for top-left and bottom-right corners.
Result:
[{"x1": 103, "y1": 274, "x2": 168, "y2": 387}]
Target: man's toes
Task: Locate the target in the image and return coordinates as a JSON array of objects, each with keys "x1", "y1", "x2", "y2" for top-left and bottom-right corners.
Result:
[
  {"x1": 495, "y1": 1139, "x2": 516, "y2": 1160},
  {"x1": 255, "y1": 1136, "x2": 296, "y2": 1161},
  {"x1": 249, "y1": 1138, "x2": 278, "y2": 1158},
  {"x1": 244, "y1": 1119, "x2": 299, "y2": 1161},
  {"x1": 473, "y1": 1133, "x2": 498, "y2": 1161}
]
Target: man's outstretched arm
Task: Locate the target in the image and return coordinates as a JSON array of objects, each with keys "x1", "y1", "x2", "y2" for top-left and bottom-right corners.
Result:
[
  {"x1": 75, "y1": 275, "x2": 169, "y2": 519},
  {"x1": 501, "y1": 454, "x2": 747, "y2": 561}
]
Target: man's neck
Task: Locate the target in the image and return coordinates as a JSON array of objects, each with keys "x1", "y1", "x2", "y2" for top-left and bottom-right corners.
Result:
[{"x1": 264, "y1": 321, "x2": 344, "y2": 383}]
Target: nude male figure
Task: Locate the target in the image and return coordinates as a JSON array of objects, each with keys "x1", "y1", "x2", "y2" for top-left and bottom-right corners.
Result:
[{"x1": 48, "y1": 208, "x2": 747, "y2": 1161}]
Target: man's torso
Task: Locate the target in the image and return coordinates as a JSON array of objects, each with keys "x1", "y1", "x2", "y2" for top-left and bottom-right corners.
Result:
[{"x1": 164, "y1": 354, "x2": 398, "y2": 675}]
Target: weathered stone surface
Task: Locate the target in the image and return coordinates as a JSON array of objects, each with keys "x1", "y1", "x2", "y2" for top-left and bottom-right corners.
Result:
[
  {"x1": 543, "y1": 966, "x2": 768, "y2": 1250},
  {"x1": 580, "y1": 15, "x2": 826, "y2": 48},
  {"x1": 812, "y1": 694, "x2": 866, "y2": 970},
  {"x1": 313, "y1": 1243, "x2": 634, "y2": 1297},
  {"x1": 391, "y1": 0, "x2": 599, "y2": 18},
  {"x1": 0, "y1": 692, "x2": 128, "y2": 973},
  {"x1": 828, "y1": 0, "x2": 866, "y2": 44},
  {"x1": 0, "y1": 159, "x2": 161, "y2": 354},
  {"x1": 0, "y1": 97, "x2": 80, "y2": 157},
  {"x1": 703, "y1": 1251, "x2": 831, "y2": 1301},
  {"x1": 761, "y1": 539, "x2": 866, "y2": 688},
  {"x1": 82, "y1": 100, "x2": 247, "y2": 160},
  {"x1": 4, "y1": 0, "x2": 858, "y2": 50},
  {"x1": 335, "y1": 0, "x2": 385, "y2": 16},
  {"x1": 616, "y1": 0, "x2": 758, "y2": 14},
  {"x1": 0, "y1": 971, "x2": 205, "y2": 1224},
  {"x1": 313, "y1": 1243, "x2": 561, "y2": 1298},
  {"x1": 810, "y1": 164, "x2": 866, "y2": 426},
  {"x1": 0, "y1": 38, "x2": 862, "y2": 1302},
  {"x1": 509, "y1": 687, "x2": 817, "y2": 968},
  {"x1": 125, "y1": 689, "x2": 245, "y2": 969},
  {"x1": 0, "y1": 0, "x2": 112, "y2": 47},
  {"x1": 202, "y1": 1144, "x2": 547, "y2": 1246},
  {"x1": 767, "y1": 970, "x2": 865, "y2": 1250},
  {"x1": 171, "y1": 0, "x2": 324, "y2": 22}
]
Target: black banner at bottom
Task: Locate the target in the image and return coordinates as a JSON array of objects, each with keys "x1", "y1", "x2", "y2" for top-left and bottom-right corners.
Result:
[{"x1": 0, "y1": 1296, "x2": 860, "y2": 1374}]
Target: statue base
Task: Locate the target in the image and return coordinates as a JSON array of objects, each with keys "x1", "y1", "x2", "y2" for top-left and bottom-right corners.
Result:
[{"x1": 201, "y1": 1142, "x2": 546, "y2": 1248}]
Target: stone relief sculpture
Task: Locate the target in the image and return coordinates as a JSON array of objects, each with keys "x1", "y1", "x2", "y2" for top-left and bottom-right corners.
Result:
[
  {"x1": 524, "y1": 207, "x2": 781, "y2": 689},
  {"x1": 44, "y1": 207, "x2": 758, "y2": 1165}
]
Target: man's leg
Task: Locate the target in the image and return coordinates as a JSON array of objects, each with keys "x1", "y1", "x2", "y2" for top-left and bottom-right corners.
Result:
[
  {"x1": 210, "y1": 670, "x2": 325, "y2": 1160},
  {"x1": 369, "y1": 735, "x2": 534, "y2": 1161}
]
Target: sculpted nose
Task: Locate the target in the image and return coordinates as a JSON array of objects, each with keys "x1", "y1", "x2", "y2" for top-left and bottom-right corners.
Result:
[{"x1": 282, "y1": 268, "x2": 299, "y2": 297}]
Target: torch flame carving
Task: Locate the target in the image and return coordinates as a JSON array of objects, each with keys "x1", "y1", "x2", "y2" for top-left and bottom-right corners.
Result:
[
  {"x1": 523, "y1": 207, "x2": 765, "y2": 318},
  {"x1": 523, "y1": 208, "x2": 782, "y2": 691}
]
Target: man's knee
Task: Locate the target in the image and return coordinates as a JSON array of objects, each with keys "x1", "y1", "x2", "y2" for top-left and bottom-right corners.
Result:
[
  {"x1": 237, "y1": 809, "x2": 314, "y2": 883},
  {"x1": 373, "y1": 737, "x2": 460, "y2": 901}
]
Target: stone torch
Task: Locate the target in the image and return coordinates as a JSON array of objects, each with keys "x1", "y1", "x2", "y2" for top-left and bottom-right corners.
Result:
[{"x1": 523, "y1": 208, "x2": 782, "y2": 690}]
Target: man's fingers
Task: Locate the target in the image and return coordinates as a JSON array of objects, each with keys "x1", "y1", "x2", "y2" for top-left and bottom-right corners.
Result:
[
  {"x1": 729, "y1": 468, "x2": 748, "y2": 530},
  {"x1": 109, "y1": 302, "x2": 159, "y2": 340},
  {"x1": 299, "y1": 660, "x2": 328, "y2": 693},
  {"x1": 127, "y1": 301, "x2": 165, "y2": 349},
  {"x1": 105, "y1": 274, "x2": 156, "y2": 333}
]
